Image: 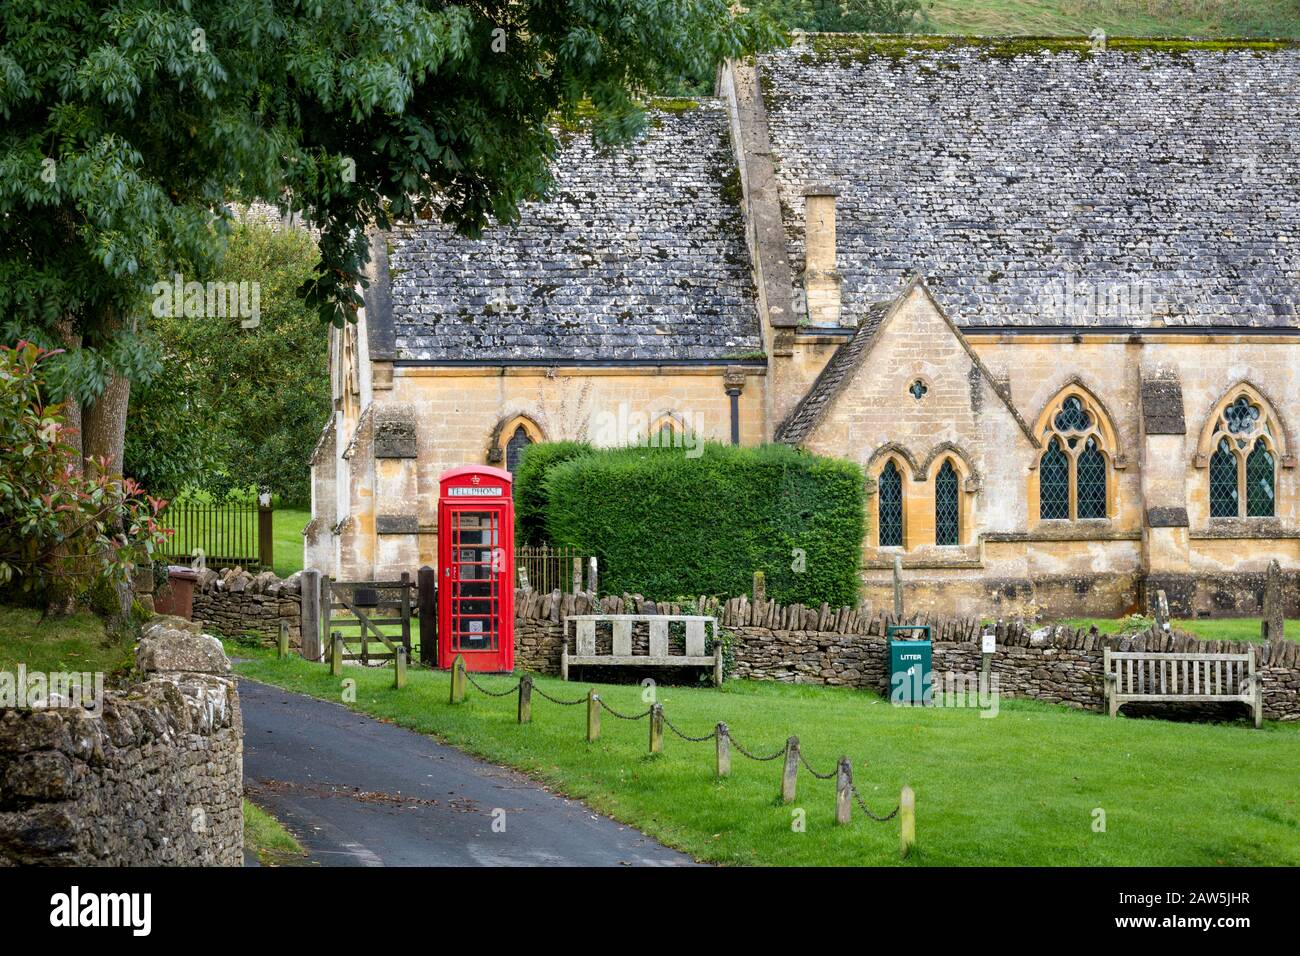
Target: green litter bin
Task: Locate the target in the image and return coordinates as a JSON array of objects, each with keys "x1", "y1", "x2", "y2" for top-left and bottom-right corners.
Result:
[{"x1": 887, "y1": 625, "x2": 933, "y2": 706}]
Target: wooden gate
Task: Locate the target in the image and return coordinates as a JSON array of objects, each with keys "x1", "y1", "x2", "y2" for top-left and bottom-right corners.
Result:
[{"x1": 322, "y1": 573, "x2": 413, "y2": 665}]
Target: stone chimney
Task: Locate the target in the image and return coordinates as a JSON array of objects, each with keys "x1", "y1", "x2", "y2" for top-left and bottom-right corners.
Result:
[{"x1": 801, "y1": 185, "x2": 842, "y2": 325}]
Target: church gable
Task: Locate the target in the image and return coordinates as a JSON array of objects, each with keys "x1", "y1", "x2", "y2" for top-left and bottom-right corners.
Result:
[{"x1": 781, "y1": 278, "x2": 1034, "y2": 458}]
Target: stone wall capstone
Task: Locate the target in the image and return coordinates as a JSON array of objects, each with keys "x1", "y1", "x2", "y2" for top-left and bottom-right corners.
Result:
[
  {"x1": 0, "y1": 616, "x2": 244, "y2": 866},
  {"x1": 513, "y1": 588, "x2": 1300, "y2": 722}
]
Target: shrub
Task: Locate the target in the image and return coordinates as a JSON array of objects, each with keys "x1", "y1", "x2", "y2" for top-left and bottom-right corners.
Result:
[
  {"x1": 0, "y1": 343, "x2": 169, "y2": 608},
  {"x1": 513, "y1": 441, "x2": 593, "y2": 544},
  {"x1": 540, "y1": 443, "x2": 863, "y2": 605}
]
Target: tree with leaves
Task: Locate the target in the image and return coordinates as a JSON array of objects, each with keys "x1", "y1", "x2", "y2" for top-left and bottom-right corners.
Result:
[
  {"x1": 0, "y1": 0, "x2": 779, "y2": 494},
  {"x1": 124, "y1": 221, "x2": 330, "y2": 504}
]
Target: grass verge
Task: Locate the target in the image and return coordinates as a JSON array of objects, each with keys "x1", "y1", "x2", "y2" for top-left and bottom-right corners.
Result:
[
  {"x1": 1061, "y1": 617, "x2": 1300, "y2": 643},
  {"x1": 0, "y1": 606, "x2": 134, "y2": 676},
  {"x1": 243, "y1": 799, "x2": 309, "y2": 866},
  {"x1": 232, "y1": 646, "x2": 1300, "y2": 866}
]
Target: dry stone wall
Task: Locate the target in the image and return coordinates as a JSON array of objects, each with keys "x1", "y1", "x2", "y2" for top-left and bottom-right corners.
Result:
[
  {"x1": 513, "y1": 588, "x2": 1300, "y2": 721},
  {"x1": 0, "y1": 616, "x2": 244, "y2": 865},
  {"x1": 193, "y1": 566, "x2": 303, "y2": 648}
]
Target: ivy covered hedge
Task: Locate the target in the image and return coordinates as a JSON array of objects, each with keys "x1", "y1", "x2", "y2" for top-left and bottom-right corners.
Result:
[{"x1": 528, "y1": 442, "x2": 864, "y2": 606}]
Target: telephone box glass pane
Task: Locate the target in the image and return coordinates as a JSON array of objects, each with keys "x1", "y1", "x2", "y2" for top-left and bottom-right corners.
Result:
[{"x1": 452, "y1": 511, "x2": 499, "y2": 651}]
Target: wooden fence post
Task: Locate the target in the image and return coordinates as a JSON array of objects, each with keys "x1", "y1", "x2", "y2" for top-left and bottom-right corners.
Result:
[
  {"x1": 900, "y1": 785, "x2": 916, "y2": 858},
  {"x1": 278, "y1": 619, "x2": 289, "y2": 659},
  {"x1": 301, "y1": 569, "x2": 321, "y2": 661},
  {"x1": 450, "y1": 654, "x2": 466, "y2": 704},
  {"x1": 588, "y1": 556, "x2": 599, "y2": 596},
  {"x1": 417, "y1": 566, "x2": 437, "y2": 666},
  {"x1": 715, "y1": 722, "x2": 730, "y2": 777},
  {"x1": 257, "y1": 504, "x2": 274, "y2": 569},
  {"x1": 321, "y1": 574, "x2": 333, "y2": 662},
  {"x1": 329, "y1": 632, "x2": 343, "y2": 676},
  {"x1": 572, "y1": 557, "x2": 582, "y2": 595},
  {"x1": 781, "y1": 736, "x2": 799, "y2": 804},
  {"x1": 649, "y1": 703, "x2": 664, "y2": 754},
  {"x1": 394, "y1": 646, "x2": 407, "y2": 689},
  {"x1": 836, "y1": 757, "x2": 852, "y2": 825},
  {"x1": 586, "y1": 690, "x2": 600, "y2": 742},
  {"x1": 518, "y1": 676, "x2": 533, "y2": 724}
]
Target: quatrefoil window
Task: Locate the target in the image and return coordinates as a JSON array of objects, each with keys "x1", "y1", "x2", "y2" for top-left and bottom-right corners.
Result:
[
  {"x1": 909, "y1": 380, "x2": 928, "y2": 400},
  {"x1": 1053, "y1": 396, "x2": 1093, "y2": 432},
  {"x1": 1223, "y1": 396, "x2": 1261, "y2": 436}
]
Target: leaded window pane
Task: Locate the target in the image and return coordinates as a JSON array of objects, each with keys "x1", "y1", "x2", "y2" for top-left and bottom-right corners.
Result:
[
  {"x1": 1246, "y1": 439, "x2": 1275, "y2": 517},
  {"x1": 935, "y1": 460, "x2": 959, "y2": 545},
  {"x1": 1209, "y1": 438, "x2": 1239, "y2": 518},
  {"x1": 1224, "y1": 396, "x2": 1261, "y2": 435},
  {"x1": 878, "y1": 460, "x2": 903, "y2": 547},
  {"x1": 1053, "y1": 396, "x2": 1093, "y2": 432},
  {"x1": 1039, "y1": 438, "x2": 1070, "y2": 520},
  {"x1": 1076, "y1": 437, "x2": 1107, "y2": 519},
  {"x1": 505, "y1": 425, "x2": 533, "y2": 473}
]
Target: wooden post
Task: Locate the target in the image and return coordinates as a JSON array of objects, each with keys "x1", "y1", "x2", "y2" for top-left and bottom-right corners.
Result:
[
  {"x1": 394, "y1": 646, "x2": 407, "y2": 689},
  {"x1": 450, "y1": 654, "x2": 466, "y2": 704},
  {"x1": 572, "y1": 556, "x2": 582, "y2": 595},
  {"x1": 586, "y1": 689, "x2": 600, "y2": 742},
  {"x1": 399, "y1": 570, "x2": 412, "y2": 659},
  {"x1": 649, "y1": 703, "x2": 664, "y2": 754},
  {"x1": 836, "y1": 757, "x2": 852, "y2": 825},
  {"x1": 518, "y1": 676, "x2": 533, "y2": 724},
  {"x1": 278, "y1": 619, "x2": 289, "y2": 659},
  {"x1": 417, "y1": 566, "x2": 437, "y2": 666},
  {"x1": 301, "y1": 569, "x2": 321, "y2": 661},
  {"x1": 899, "y1": 785, "x2": 916, "y2": 858},
  {"x1": 781, "y1": 736, "x2": 799, "y2": 804},
  {"x1": 560, "y1": 643, "x2": 569, "y2": 681},
  {"x1": 329, "y1": 632, "x2": 343, "y2": 676},
  {"x1": 892, "y1": 556, "x2": 904, "y2": 617},
  {"x1": 715, "y1": 722, "x2": 730, "y2": 777},
  {"x1": 713, "y1": 642, "x2": 724, "y2": 687},
  {"x1": 257, "y1": 504, "x2": 274, "y2": 570},
  {"x1": 752, "y1": 570, "x2": 765, "y2": 604},
  {"x1": 321, "y1": 574, "x2": 333, "y2": 663}
]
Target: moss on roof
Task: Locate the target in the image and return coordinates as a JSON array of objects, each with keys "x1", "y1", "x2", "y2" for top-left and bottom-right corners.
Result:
[{"x1": 804, "y1": 32, "x2": 1299, "y2": 67}]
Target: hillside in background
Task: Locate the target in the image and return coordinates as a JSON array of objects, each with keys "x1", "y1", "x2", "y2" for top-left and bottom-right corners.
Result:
[{"x1": 924, "y1": 0, "x2": 1299, "y2": 37}]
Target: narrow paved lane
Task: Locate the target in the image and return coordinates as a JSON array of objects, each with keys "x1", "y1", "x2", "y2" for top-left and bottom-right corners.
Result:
[{"x1": 239, "y1": 678, "x2": 695, "y2": 867}]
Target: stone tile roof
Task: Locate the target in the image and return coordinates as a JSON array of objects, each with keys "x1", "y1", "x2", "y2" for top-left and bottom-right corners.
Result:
[
  {"x1": 758, "y1": 37, "x2": 1300, "y2": 329},
  {"x1": 384, "y1": 100, "x2": 761, "y2": 362},
  {"x1": 775, "y1": 298, "x2": 893, "y2": 444}
]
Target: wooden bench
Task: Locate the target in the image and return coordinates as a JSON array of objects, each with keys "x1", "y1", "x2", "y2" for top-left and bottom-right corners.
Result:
[
  {"x1": 1103, "y1": 646, "x2": 1262, "y2": 727},
  {"x1": 561, "y1": 614, "x2": 723, "y2": 686}
]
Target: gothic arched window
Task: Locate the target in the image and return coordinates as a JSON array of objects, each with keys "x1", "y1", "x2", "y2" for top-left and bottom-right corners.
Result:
[
  {"x1": 878, "y1": 459, "x2": 903, "y2": 548},
  {"x1": 935, "y1": 459, "x2": 959, "y2": 546},
  {"x1": 1036, "y1": 391, "x2": 1115, "y2": 521},
  {"x1": 504, "y1": 425, "x2": 533, "y2": 473},
  {"x1": 1203, "y1": 391, "x2": 1278, "y2": 519}
]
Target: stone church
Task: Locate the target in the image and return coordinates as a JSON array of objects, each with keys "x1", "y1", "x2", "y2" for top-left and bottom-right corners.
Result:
[{"x1": 306, "y1": 35, "x2": 1300, "y2": 619}]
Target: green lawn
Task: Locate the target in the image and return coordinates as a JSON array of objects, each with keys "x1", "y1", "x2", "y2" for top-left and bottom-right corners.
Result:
[
  {"x1": 232, "y1": 647, "x2": 1300, "y2": 866},
  {"x1": 271, "y1": 506, "x2": 310, "y2": 578},
  {"x1": 0, "y1": 606, "x2": 135, "y2": 676},
  {"x1": 1061, "y1": 617, "x2": 1299, "y2": 643},
  {"x1": 243, "y1": 799, "x2": 310, "y2": 866},
  {"x1": 927, "y1": 0, "x2": 1300, "y2": 37}
]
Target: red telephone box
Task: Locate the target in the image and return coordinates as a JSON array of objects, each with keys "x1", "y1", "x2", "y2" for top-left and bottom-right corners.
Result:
[{"x1": 437, "y1": 466, "x2": 515, "y2": 672}]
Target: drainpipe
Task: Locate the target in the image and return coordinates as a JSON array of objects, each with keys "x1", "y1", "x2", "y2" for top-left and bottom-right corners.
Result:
[{"x1": 725, "y1": 367, "x2": 746, "y2": 445}]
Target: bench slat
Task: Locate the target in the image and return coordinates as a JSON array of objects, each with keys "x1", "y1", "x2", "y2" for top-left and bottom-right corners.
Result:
[
  {"x1": 568, "y1": 655, "x2": 715, "y2": 667},
  {"x1": 576, "y1": 619, "x2": 596, "y2": 656},
  {"x1": 648, "y1": 619, "x2": 669, "y2": 658},
  {"x1": 685, "y1": 619, "x2": 707, "y2": 657},
  {"x1": 612, "y1": 619, "x2": 632, "y2": 656}
]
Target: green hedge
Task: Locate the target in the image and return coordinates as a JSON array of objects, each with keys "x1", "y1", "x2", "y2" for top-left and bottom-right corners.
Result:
[
  {"x1": 539, "y1": 443, "x2": 864, "y2": 606},
  {"x1": 513, "y1": 440, "x2": 593, "y2": 544}
]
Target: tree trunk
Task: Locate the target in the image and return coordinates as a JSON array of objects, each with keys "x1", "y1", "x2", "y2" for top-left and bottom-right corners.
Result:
[{"x1": 52, "y1": 316, "x2": 84, "y2": 472}]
